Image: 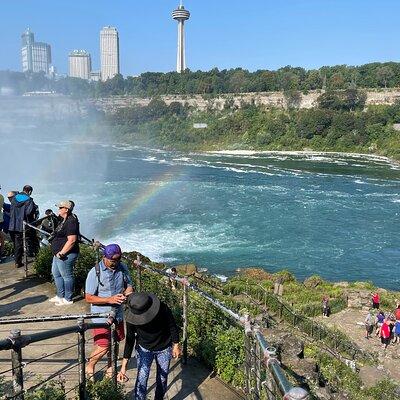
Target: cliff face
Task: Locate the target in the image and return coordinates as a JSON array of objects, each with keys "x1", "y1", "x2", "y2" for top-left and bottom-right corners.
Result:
[{"x1": 90, "y1": 89, "x2": 400, "y2": 114}]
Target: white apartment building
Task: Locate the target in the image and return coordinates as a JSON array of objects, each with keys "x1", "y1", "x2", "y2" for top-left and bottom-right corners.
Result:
[
  {"x1": 100, "y1": 26, "x2": 120, "y2": 81},
  {"x1": 21, "y1": 29, "x2": 52, "y2": 74},
  {"x1": 68, "y1": 50, "x2": 91, "y2": 80}
]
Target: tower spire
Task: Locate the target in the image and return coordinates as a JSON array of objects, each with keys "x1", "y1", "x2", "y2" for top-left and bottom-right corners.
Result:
[{"x1": 172, "y1": 2, "x2": 190, "y2": 73}]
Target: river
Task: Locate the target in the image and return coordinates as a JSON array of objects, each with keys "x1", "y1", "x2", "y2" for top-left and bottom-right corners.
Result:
[{"x1": 3, "y1": 139, "x2": 399, "y2": 289}]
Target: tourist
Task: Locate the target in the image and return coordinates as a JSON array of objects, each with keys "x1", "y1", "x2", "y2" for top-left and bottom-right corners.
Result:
[
  {"x1": 380, "y1": 319, "x2": 391, "y2": 349},
  {"x1": 394, "y1": 303, "x2": 400, "y2": 321},
  {"x1": 40, "y1": 209, "x2": 58, "y2": 234},
  {"x1": 49, "y1": 200, "x2": 80, "y2": 306},
  {"x1": 371, "y1": 292, "x2": 380, "y2": 309},
  {"x1": 364, "y1": 310, "x2": 374, "y2": 339},
  {"x1": 8, "y1": 185, "x2": 39, "y2": 268},
  {"x1": 0, "y1": 186, "x2": 4, "y2": 262},
  {"x1": 117, "y1": 292, "x2": 181, "y2": 400},
  {"x1": 166, "y1": 267, "x2": 178, "y2": 290},
  {"x1": 393, "y1": 319, "x2": 400, "y2": 344},
  {"x1": 375, "y1": 310, "x2": 385, "y2": 336},
  {"x1": 85, "y1": 244, "x2": 133, "y2": 379},
  {"x1": 322, "y1": 296, "x2": 330, "y2": 318}
]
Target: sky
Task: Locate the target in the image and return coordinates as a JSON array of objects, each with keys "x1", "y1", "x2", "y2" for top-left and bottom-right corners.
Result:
[{"x1": 1, "y1": 0, "x2": 400, "y2": 76}]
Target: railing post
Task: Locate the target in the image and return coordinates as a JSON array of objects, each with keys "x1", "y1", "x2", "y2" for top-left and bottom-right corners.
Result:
[
  {"x1": 110, "y1": 323, "x2": 118, "y2": 386},
  {"x1": 244, "y1": 315, "x2": 252, "y2": 397},
  {"x1": 22, "y1": 222, "x2": 28, "y2": 278},
  {"x1": 182, "y1": 282, "x2": 188, "y2": 365},
  {"x1": 77, "y1": 318, "x2": 86, "y2": 400},
  {"x1": 11, "y1": 329, "x2": 24, "y2": 400},
  {"x1": 254, "y1": 332, "x2": 262, "y2": 398},
  {"x1": 134, "y1": 255, "x2": 142, "y2": 292}
]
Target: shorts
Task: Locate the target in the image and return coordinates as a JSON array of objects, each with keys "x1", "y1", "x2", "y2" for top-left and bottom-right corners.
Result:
[
  {"x1": 366, "y1": 324, "x2": 373, "y2": 334},
  {"x1": 92, "y1": 321, "x2": 125, "y2": 348},
  {"x1": 381, "y1": 337, "x2": 390, "y2": 345}
]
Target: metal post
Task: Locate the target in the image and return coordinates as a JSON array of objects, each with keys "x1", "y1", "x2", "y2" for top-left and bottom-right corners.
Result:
[
  {"x1": 254, "y1": 337, "x2": 262, "y2": 398},
  {"x1": 244, "y1": 316, "x2": 252, "y2": 396},
  {"x1": 110, "y1": 323, "x2": 118, "y2": 385},
  {"x1": 77, "y1": 318, "x2": 86, "y2": 400},
  {"x1": 182, "y1": 283, "x2": 188, "y2": 365},
  {"x1": 11, "y1": 329, "x2": 24, "y2": 400},
  {"x1": 134, "y1": 255, "x2": 142, "y2": 292},
  {"x1": 22, "y1": 222, "x2": 28, "y2": 278}
]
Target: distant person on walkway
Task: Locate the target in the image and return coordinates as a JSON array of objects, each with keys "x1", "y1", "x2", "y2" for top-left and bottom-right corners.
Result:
[
  {"x1": 49, "y1": 200, "x2": 80, "y2": 306},
  {"x1": 322, "y1": 296, "x2": 330, "y2": 318},
  {"x1": 380, "y1": 319, "x2": 391, "y2": 349},
  {"x1": 166, "y1": 267, "x2": 178, "y2": 290},
  {"x1": 375, "y1": 310, "x2": 385, "y2": 336},
  {"x1": 393, "y1": 319, "x2": 400, "y2": 344},
  {"x1": 394, "y1": 303, "x2": 400, "y2": 321},
  {"x1": 85, "y1": 244, "x2": 133, "y2": 379},
  {"x1": 364, "y1": 310, "x2": 374, "y2": 339},
  {"x1": 0, "y1": 186, "x2": 4, "y2": 261},
  {"x1": 372, "y1": 292, "x2": 380, "y2": 309},
  {"x1": 118, "y1": 292, "x2": 181, "y2": 400},
  {"x1": 8, "y1": 185, "x2": 39, "y2": 268}
]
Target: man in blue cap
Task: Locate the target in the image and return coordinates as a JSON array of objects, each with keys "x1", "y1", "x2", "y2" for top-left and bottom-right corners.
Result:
[{"x1": 85, "y1": 243, "x2": 134, "y2": 379}]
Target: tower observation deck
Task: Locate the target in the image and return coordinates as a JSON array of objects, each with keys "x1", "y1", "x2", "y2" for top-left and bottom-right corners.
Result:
[{"x1": 172, "y1": 2, "x2": 190, "y2": 73}]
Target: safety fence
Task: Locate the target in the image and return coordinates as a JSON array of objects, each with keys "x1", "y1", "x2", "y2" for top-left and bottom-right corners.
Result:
[
  {"x1": 0, "y1": 313, "x2": 115, "y2": 400},
  {"x1": 4, "y1": 222, "x2": 310, "y2": 399},
  {"x1": 234, "y1": 282, "x2": 377, "y2": 364}
]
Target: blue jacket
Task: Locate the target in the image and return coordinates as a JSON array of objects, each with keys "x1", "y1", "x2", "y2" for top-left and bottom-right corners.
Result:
[{"x1": 8, "y1": 193, "x2": 39, "y2": 232}]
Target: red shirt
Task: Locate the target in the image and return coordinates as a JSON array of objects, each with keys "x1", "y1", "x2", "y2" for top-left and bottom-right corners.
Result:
[
  {"x1": 380, "y1": 323, "x2": 390, "y2": 339},
  {"x1": 395, "y1": 308, "x2": 400, "y2": 320},
  {"x1": 372, "y1": 294, "x2": 380, "y2": 304}
]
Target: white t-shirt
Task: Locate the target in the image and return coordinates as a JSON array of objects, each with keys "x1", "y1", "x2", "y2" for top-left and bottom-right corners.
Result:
[{"x1": 0, "y1": 194, "x2": 4, "y2": 223}]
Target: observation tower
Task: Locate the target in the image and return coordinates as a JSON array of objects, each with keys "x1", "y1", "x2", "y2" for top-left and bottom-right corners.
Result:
[{"x1": 172, "y1": 1, "x2": 190, "y2": 73}]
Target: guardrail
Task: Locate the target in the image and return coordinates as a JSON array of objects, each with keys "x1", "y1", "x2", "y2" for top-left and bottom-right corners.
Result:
[
  {"x1": 14, "y1": 221, "x2": 309, "y2": 399},
  {"x1": 0, "y1": 313, "x2": 114, "y2": 400}
]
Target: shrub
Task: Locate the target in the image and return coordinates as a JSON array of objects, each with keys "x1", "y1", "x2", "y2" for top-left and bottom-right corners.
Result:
[
  {"x1": 86, "y1": 378, "x2": 127, "y2": 400},
  {"x1": 24, "y1": 380, "x2": 65, "y2": 400}
]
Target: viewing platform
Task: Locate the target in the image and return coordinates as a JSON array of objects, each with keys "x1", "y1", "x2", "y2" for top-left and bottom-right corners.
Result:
[{"x1": 0, "y1": 258, "x2": 244, "y2": 399}]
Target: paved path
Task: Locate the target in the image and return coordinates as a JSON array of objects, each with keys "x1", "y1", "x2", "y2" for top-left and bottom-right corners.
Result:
[
  {"x1": 0, "y1": 258, "x2": 244, "y2": 399},
  {"x1": 315, "y1": 309, "x2": 400, "y2": 386}
]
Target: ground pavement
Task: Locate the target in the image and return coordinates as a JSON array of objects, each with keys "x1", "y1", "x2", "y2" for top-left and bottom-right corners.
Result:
[
  {"x1": 0, "y1": 258, "x2": 244, "y2": 399},
  {"x1": 315, "y1": 309, "x2": 400, "y2": 386}
]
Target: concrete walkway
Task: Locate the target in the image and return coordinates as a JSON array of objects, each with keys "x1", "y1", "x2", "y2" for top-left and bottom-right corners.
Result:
[{"x1": 0, "y1": 258, "x2": 244, "y2": 399}]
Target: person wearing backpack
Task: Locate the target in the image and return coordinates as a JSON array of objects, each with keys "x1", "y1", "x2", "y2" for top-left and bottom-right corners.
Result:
[{"x1": 85, "y1": 244, "x2": 133, "y2": 379}]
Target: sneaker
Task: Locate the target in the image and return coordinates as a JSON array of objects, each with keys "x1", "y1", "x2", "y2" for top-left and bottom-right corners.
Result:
[
  {"x1": 49, "y1": 296, "x2": 62, "y2": 303},
  {"x1": 55, "y1": 298, "x2": 74, "y2": 306}
]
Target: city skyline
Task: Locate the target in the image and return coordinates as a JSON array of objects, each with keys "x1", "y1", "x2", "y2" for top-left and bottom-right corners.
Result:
[{"x1": 2, "y1": 1, "x2": 400, "y2": 76}]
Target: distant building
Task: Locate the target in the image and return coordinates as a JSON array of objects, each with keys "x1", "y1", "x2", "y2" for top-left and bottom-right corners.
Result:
[
  {"x1": 172, "y1": 2, "x2": 190, "y2": 73},
  {"x1": 69, "y1": 50, "x2": 91, "y2": 80},
  {"x1": 90, "y1": 71, "x2": 101, "y2": 82},
  {"x1": 21, "y1": 28, "x2": 52, "y2": 74},
  {"x1": 100, "y1": 26, "x2": 119, "y2": 81}
]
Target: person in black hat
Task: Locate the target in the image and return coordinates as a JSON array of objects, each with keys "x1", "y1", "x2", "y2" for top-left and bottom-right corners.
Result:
[{"x1": 117, "y1": 292, "x2": 181, "y2": 399}]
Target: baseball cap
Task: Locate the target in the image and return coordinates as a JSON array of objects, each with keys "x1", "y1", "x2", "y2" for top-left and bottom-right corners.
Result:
[
  {"x1": 103, "y1": 244, "x2": 122, "y2": 260},
  {"x1": 55, "y1": 200, "x2": 73, "y2": 210}
]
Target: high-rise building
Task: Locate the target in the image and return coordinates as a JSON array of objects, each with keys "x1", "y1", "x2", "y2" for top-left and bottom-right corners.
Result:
[
  {"x1": 172, "y1": 1, "x2": 190, "y2": 73},
  {"x1": 68, "y1": 50, "x2": 92, "y2": 80},
  {"x1": 21, "y1": 28, "x2": 51, "y2": 74},
  {"x1": 100, "y1": 26, "x2": 119, "y2": 81}
]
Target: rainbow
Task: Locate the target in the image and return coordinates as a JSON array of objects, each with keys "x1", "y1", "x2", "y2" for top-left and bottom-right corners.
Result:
[{"x1": 100, "y1": 166, "x2": 183, "y2": 239}]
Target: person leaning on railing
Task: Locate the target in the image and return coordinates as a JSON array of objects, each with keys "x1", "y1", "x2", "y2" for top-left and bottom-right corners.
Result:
[{"x1": 48, "y1": 200, "x2": 80, "y2": 306}]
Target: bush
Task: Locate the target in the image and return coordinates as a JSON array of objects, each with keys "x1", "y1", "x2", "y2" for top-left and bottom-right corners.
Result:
[
  {"x1": 25, "y1": 380, "x2": 65, "y2": 400},
  {"x1": 86, "y1": 378, "x2": 127, "y2": 400}
]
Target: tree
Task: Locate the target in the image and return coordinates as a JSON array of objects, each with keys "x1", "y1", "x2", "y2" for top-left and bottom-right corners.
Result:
[{"x1": 376, "y1": 66, "x2": 394, "y2": 88}]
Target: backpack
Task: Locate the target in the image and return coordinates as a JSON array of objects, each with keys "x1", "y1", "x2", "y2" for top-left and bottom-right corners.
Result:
[{"x1": 93, "y1": 262, "x2": 130, "y2": 295}]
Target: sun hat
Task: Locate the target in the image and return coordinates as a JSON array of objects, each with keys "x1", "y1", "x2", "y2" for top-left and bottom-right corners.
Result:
[
  {"x1": 103, "y1": 244, "x2": 122, "y2": 260},
  {"x1": 125, "y1": 292, "x2": 160, "y2": 325},
  {"x1": 55, "y1": 200, "x2": 73, "y2": 210}
]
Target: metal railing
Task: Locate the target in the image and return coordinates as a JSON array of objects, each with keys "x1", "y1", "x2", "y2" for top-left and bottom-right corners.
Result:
[
  {"x1": 0, "y1": 313, "x2": 114, "y2": 400},
  {"x1": 14, "y1": 221, "x2": 309, "y2": 399}
]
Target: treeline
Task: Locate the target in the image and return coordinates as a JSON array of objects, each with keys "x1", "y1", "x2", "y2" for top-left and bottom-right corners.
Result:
[
  {"x1": 3, "y1": 62, "x2": 400, "y2": 97},
  {"x1": 106, "y1": 93, "x2": 400, "y2": 159}
]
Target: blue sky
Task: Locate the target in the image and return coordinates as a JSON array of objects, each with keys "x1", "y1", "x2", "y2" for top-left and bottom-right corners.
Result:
[{"x1": 1, "y1": 0, "x2": 399, "y2": 75}]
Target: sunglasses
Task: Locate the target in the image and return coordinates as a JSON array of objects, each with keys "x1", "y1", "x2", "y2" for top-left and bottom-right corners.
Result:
[
  {"x1": 58, "y1": 207, "x2": 68, "y2": 210},
  {"x1": 107, "y1": 256, "x2": 122, "y2": 263}
]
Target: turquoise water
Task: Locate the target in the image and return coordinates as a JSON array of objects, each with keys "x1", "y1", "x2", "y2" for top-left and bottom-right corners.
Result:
[{"x1": 3, "y1": 140, "x2": 400, "y2": 289}]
